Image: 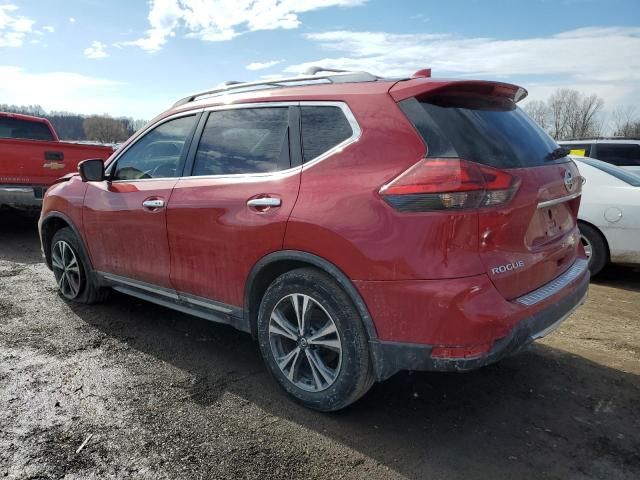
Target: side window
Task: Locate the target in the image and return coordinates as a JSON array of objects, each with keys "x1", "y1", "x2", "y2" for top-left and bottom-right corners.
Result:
[
  {"x1": 192, "y1": 108, "x2": 290, "y2": 176},
  {"x1": 112, "y1": 115, "x2": 197, "y2": 181},
  {"x1": 300, "y1": 106, "x2": 353, "y2": 162},
  {"x1": 0, "y1": 117, "x2": 55, "y2": 141},
  {"x1": 564, "y1": 144, "x2": 591, "y2": 157},
  {"x1": 594, "y1": 144, "x2": 640, "y2": 167}
]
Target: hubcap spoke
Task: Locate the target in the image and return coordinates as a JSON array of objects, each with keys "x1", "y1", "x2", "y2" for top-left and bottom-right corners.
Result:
[
  {"x1": 66, "y1": 271, "x2": 80, "y2": 296},
  {"x1": 304, "y1": 349, "x2": 324, "y2": 390},
  {"x1": 270, "y1": 310, "x2": 298, "y2": 341},
  {"x1": 278, "y1": 347, "x2": 301, "y2": 381},
  {"x1": 51, "y1": 251, "x2": 64, "y2": 270},
  {"x1": 305, "y1": 349, "x2": 337, "y2": 387},
  {"x1": 581, "y1": 235, "x2": 592, "y2": 258},
  {"x1": 291, "y1": 294, "x2": 312, "y2": 335},
  {"x1": 308, "y1": 337, "x2": 341, "y2": 352}
]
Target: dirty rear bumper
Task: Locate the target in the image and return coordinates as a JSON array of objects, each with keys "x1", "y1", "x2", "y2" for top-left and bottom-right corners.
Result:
[
  {"x1": 0, "y1": 185, "x2": 45, "y2": 208},
  {"x1": 369, "y1": 265, "x2": 589, "y2": 381}
]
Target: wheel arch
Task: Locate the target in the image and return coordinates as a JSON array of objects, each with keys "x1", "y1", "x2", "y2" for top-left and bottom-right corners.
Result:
[
  {"x1": 40, "y1": 212, "x2": 94, "y2": 272},
  {"x1": 244, "y1": 250, "x2": 379, "y2": 342}
]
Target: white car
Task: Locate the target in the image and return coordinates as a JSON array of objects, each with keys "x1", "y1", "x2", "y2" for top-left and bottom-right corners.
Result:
[{"x1": 573, "y1": 156, "x2": 640, "y2": 275}]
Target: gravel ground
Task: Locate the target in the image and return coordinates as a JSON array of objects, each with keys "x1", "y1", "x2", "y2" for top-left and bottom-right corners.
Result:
[{"x1": 1, "y1": 210, "x2": 639, "y2": 480}]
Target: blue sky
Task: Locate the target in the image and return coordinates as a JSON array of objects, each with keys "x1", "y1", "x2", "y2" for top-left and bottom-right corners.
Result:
[{"x1": 1, "y1": 0, "x2": 639, "y2": 120}]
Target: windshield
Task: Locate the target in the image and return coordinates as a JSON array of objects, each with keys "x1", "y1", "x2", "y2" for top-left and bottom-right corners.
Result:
[
  {"x1": 578, "y1": 157, "x2": 640, "y2": 186},
  {"x1": 399, "y1": 95, "x2": 564, "y2": 168}
]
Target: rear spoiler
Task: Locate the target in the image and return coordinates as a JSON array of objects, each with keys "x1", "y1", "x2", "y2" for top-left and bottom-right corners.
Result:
[{"x1": 389, "y1": 79, "x2": 528, "y2": 103}]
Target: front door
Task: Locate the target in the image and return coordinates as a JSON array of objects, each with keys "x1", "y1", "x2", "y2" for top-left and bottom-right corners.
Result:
[
  {"x1": 83, "y1": 113, "x2": 199, "y2": 287},
  {"x1": 167, "y1": 105, "x2": 301, "y2": 307}
]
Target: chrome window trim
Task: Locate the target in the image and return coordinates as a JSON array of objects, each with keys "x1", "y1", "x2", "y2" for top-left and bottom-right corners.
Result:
[
  {"x1": 105, "y1": 109, "x2": 204, "y2": 181},
  {"x1": 105, "y1": 101, "x2": 361, "y2": 183},
  {"x1": 514, "y1": 258, "x2": 589, "y2": 307},
  {"x1": 299, "y1": 101, "x2": 362, "y2": 170},
  {"x1": 175, "y1": 101, "x2": 361, "y2": 180},
  {"x1": 537, "y1": 191, "x2": 581, "y2": 209}
]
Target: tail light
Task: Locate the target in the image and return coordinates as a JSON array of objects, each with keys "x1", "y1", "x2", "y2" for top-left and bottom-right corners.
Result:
[{"x1": 379, "y1": 158, "x2": 520, "y2": 212}]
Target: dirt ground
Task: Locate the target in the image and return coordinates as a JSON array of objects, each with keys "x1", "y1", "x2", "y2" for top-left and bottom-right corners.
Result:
[{"x1": 0, "y1": 209, "x2": 638, "y2": 480}]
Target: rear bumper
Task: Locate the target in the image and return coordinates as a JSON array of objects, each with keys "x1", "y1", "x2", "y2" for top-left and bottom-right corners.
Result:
[
  {"x1": 0, "y1": 185, "x2": 45, "y2": 208},
  {"x1": 364, "y1": 258, "x2": 589, "y2": 381}
]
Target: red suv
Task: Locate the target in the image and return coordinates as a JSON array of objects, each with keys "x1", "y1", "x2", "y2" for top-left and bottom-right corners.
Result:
[{"x1": 39, "y1": 68, "x2": 589, "y2": 411}]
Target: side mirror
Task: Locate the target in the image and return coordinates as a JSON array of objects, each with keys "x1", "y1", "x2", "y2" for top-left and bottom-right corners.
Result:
[{"x1": 78, "y1": 159, "x2": 105, "y2": 182}]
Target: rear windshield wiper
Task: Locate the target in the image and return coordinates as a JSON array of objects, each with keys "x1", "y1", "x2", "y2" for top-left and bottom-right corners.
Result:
[{"x1": 545, "y1": 147, "x2": 570, "y2": 162}]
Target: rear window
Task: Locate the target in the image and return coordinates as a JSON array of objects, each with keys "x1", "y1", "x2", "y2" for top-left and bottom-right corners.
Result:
[
  {"x1": 399, "y1": 96, "x2": 562, "y2": 168},
  {"x1": 593, "y1": 144, "x2": 640, "y2": 167},
  {"x1": 0, "y1": 117, "x2": 55, "y2": 141},
  {"x1": 579, "y1": 157, "x2": 640, "y2": 186},
  {"x1": 301, "y1": 106, "x2": 353, "y2": 162}
]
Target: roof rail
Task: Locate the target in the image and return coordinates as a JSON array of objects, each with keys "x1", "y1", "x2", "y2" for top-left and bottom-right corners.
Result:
[
  {"x1": 172, "y1": 67, "x2": 380, "y2": 108},
  {"x1": 560, "y1": 136, "x2": 640, "y2": 141}
]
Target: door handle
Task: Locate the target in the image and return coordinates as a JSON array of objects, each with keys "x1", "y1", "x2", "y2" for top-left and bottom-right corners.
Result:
[
  {"x1": 142, "y1": 199, "x2": 165, "y2": 209},
  {"x1": 247, "y1": 198, "x2": 281, "y2": 208}
]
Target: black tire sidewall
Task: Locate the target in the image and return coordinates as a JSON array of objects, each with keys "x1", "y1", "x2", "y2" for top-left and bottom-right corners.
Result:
[{"x1": 257, "y1": 268, "x2": 371, "y2": 411}]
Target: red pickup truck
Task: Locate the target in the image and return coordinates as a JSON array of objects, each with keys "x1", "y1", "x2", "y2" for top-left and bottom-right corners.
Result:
[{"x1": 0, "y1": 112, "x2": 114, "y2": 209}]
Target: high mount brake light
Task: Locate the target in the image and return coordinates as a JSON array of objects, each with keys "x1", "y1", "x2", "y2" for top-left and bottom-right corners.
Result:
[{"x1": 380, "y1": 158, "x2": 520, "y2": 212}]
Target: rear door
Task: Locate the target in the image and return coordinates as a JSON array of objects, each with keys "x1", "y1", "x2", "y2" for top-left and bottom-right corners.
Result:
[
  {"x1": 166, "y1": 104, "x2": 301, "y2": 307},
  {"x1": 399, "y1": 92, "x2": 582, "y2": 300}
]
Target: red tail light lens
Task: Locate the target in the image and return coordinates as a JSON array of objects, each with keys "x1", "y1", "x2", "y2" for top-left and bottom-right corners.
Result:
[{"x1": 380, "y1": 158, "x2": 520, "y2": 212}]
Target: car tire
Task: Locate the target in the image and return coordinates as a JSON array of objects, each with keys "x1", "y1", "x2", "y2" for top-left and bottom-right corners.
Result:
[
  {"x1": 257, "y1": 267, "x2": 374, "y2": 411},
  {"x1": 50, "y1": 228, "x2": 108, "y2": 304},
  {"x1": 579, "y1": 222, "x2": 608, "y2": 276}
]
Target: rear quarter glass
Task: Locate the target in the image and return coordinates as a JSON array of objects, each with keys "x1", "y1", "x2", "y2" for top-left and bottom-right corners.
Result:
[{"x1": 399, "y1": 95, "x2": 563, "y2": 168}]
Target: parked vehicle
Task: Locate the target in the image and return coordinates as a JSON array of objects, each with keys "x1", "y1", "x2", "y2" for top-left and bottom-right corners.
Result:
[
  {"x1": 0, "y1": 112, "x2": 114, "y2": 209},
  {"x1": 559, "y1": 138, "x2": 640, "y2": 173},
  {"x1": 573, "y1": 156, "x2": 640, "y2": 275},
  {"x1": 39, "y1": 68, "x2": 589, "y2": 411}
]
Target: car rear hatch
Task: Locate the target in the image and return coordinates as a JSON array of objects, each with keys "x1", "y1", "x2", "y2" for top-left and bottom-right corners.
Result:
[{"x1": 392, "y1": 80, "x2": 583, "y2": 300}]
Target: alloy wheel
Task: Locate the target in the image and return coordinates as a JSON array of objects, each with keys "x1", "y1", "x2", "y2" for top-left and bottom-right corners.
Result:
[
  {"x1": 268, "y1": 293, "x2": 342, "y2": 392},
  {"x1": 51, "y1": 240, "x2": 82, "y2": 299}
]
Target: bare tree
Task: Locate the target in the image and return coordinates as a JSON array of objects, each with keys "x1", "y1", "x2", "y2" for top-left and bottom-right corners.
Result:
[
  {"x1": 573, "y1": 94, "x2": 604, "y2": 138},
  {"x1": 546, "y1": 88, "x2": 604, "y2": 140},
  {"x1": 524, "y1": 100, "x2": 550, "y2": 131},
  {"x1": 611, "y1": 105, "x2": 640, "y2": 137}
]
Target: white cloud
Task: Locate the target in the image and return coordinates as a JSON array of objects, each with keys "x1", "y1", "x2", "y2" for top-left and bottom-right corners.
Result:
[
  {"x1": 84, "y1": 41, "x2": 109, "y2": 59},
  {"x1": 126, "y1": 0, "x2": 367, "y2": 52},
  {"x1": 43, "y1": 25, "x2": 54, "y2": 33},
  {"x1": 69, "y1": 17, "x2": 76, "y2": 24},
  {"x1": 0, "y1": 66, "x2": 125, "y2": 112},
  {"x1": 286, "y1": 27, "x2": 640, "y2": 109},
  {"x1": 0, "y1": 4, "x2": 35, "y2": 47},
  {"x1": 246, "y1": 60, "x2": 282, "y2": 71}
]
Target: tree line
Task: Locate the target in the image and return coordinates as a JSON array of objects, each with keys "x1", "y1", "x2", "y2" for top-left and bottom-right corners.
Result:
[
  {"x1": 524, "y1": 88, "x2": 640, "y2": 140},
  {"x1": 0, "y1": 103, "x2": 147, "y2": 143}
]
